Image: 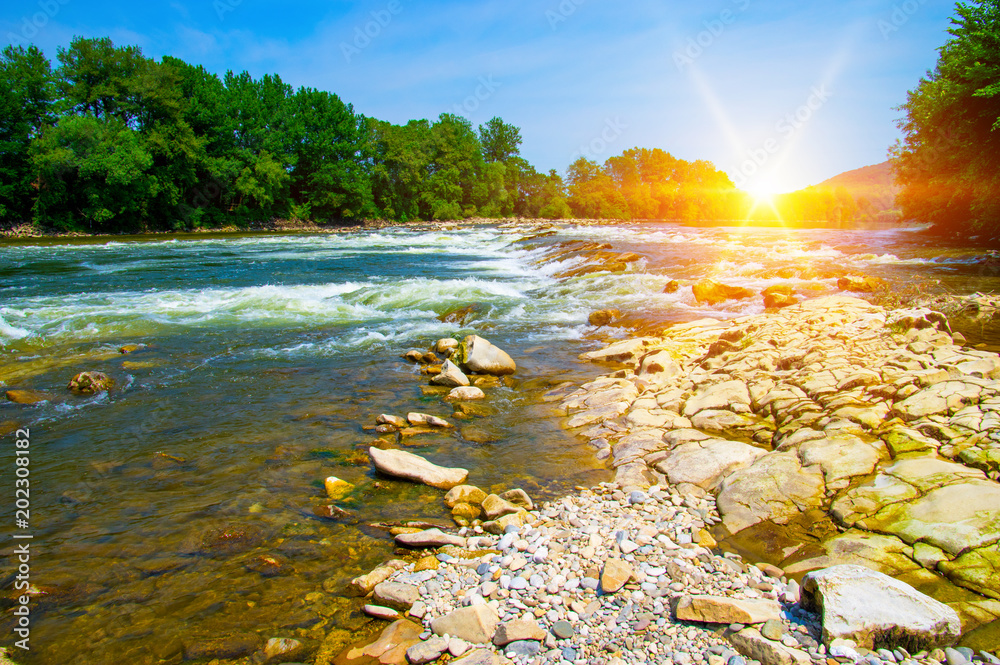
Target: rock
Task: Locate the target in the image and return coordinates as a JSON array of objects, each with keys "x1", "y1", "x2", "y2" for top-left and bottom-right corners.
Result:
[
  {"x1": 800, "y1": 565, "x2": 961, "y2": 649},
  {"x1": 348, "y1": 562, "x2": 405, "y2": 596},
  {"x1": 682, "y1": 380, "x2": 752, "y2": 417},
  {"x1": 5, "y1": 389, "x2": 50, "y2": 404},
  {"x1": 183, "y1": 632, "x2": 264, "y2": 660},
  {"x1": 324, "y1": 476, "x2": 354, "y2": 501},
  {"x1": 481, "y1": 494, "x2": 519, "y2": 520},
  {"x1": 664, "y1": 279, "x2": 680, "y2": 293},
  {"x1": 692, "y1": 279, "x2": 755, "y2": 305},
  {"x1": 578, "y1": 337, "x2": 649, "y2": 364},
  {"x1": 456, "y1": 335, "x2": 517, "y2": 376},
  {"x1": 439, "y1": 304, "x2": 481, "y2": 325},
  {"x1": 716, "y1": 451, "x2": 826, "y2": 534},
  {"x1": 364, "y1": 604, "x2": 400, "y2": 620},
  {"x1": 493, "y1": 619, "x2": 547, "y2": 646},
  {"x1": 763, "y1": 291, "x2": 798, "y2": 309},
  {"x1": 444, "y1": 485, "x2": 488, "y2": 508},
  {"x1": 377, "y1": 414, "x2": 408, "y2": 429},
  {"x1": 728, "y1": 628, "x2": 811, "y2": 665},
  {"x1": 837, "y1": 275, "x2": 886, "y2": 292},
  {"x1": 600, "y1": 558, "x2": 633, "y2": 593},
  {"x1": 394, "y1": 528, "x2": 466, "y2": 549},
  {"x1": 435, "y1": 338, "x2": 459, "y2": 356},
  {"x1": 446, "y1": 386, "x2": 485, "y2": 401},
  {"x1": 503, "y1": 640, "x2": 542, "y2": 658},
  {"x1": 406, "y1": 412, "x2": 452, "y2": 428},
  {"x1": 406, "y1": 636, "x2": 449, "y2": 664},
  {"x1": 373, "y1": 582, "x2": 419, "y2": 611},
  {"x1": 653, "y1": 439, "x2": 766, "y2": 490},
  {"x1": 675, "y1": 595, "x2": 781, "y2": 625},
  {"x1": 551, "y1": 620, "x2": 574, "y2": 639},
  {"x1": 761, "y1": 619, "x2": 785, "y2": 640},
  {"x1": 350, "y1": 619, "x2": 422, "y2": 664},
  {"x1": 431, "y1": 605, "x2": 500, "y2": 644},
  {"x1": 404, "y1": 349, "x2": 425, "y2": 363},
  {"x1": 499, "y1": 488, "x2": 533, "y2": 511},
  {"x1": 262, "y1": 637, "x2": 305, "y2": 663},
  {"x1": 431, "y1": 359, "x2": 471, "y2": 387},
  {"x1": 369, "y1": 447, "x2": 468, "y2": 490},
  {"x1": 244, "y1": 553, "x2": 293, "y2": 577},
  {"x1": 451, "y1": 502, "x2": 482, "y2": 522},
  {"x1": 588, "y1": 309, "x2": 621, "y2": 327},
  {"x1": 67, "y1": 371, "x2": 114, "y2": 394},
  {"x1": 451, "y1": 649, "x2": 514, "y2": 665},
  {"x1": 197, "y1": 522, "x2": 266, "y2": 556}
]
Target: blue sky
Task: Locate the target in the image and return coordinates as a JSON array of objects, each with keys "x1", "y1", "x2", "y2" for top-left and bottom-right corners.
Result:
[{"x1": 2, "y1": 0, "x2": 956, "y2": 193}]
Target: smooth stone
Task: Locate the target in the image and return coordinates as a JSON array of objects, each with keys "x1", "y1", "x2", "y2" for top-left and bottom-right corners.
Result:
[
  {"x1": 373, "y1": 582, "x2": 420, "y2": 611},
  {"x1": 394, "y1": 528, "x2": 467, "y2": 549},
  {"x1": 552, "y1": 620, "x2": 574, "y2": 639},
  {"x1": 493, "y1": 619, "x2": 546, "y2": 646},
  {"x1": 406, "y1": 636, "x2": 450, "y2": 665},
  {"x1": 675, "y1": 595, "x2": 782, "y2": 625},
  {"x1": 459, "y1": 335, "x2": 517, "y2": 375},
  {"x1": 600, "y1": 558, "x2": 633, "y2": 593},
  {"x1": 431, "y1": 359, "x2": 471, "y2": 387},
  {"x1": 369, "y1": 447, "x2": 468, "y2": 490}
]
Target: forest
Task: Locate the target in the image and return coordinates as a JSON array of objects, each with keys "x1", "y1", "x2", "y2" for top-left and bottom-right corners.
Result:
[
  {"x1": 1, "y1": 36, "x2": 876, "y2": 232},
  {"x1": 890, "y1": 0, "x2": 1000, "y2": 236}
]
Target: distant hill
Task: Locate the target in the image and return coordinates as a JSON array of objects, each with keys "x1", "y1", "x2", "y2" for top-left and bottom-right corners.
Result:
[{"x1": 814, "y1": 161, "x2": 901, "y2": 222}]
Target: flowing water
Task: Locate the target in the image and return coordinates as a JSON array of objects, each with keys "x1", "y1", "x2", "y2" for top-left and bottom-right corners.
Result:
[{"x1": 0, "y1": 222, "x2": 998, "y2": 663}]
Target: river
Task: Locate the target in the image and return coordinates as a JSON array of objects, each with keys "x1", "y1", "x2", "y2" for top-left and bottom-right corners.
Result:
[{"x1": 1, "y1": 222, "x2": 998, "y2": 663}]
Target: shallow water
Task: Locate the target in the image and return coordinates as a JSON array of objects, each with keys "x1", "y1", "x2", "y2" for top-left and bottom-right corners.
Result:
[{"x1": 1, "y1": 222, "x2": 998, "y2": 663}]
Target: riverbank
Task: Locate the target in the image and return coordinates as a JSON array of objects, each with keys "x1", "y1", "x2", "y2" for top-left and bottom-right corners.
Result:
[{"x1": 329, "y1": 294, "x2": 1000, "y2": 665}]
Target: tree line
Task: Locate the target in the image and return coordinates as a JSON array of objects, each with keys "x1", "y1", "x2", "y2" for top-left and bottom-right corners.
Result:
[
  {"x1": 1, "y1": 37, "x2": 871, "y2": 233},
  {"x1": 890, "y1": 0, "x2": 1000, "y2": 237}
]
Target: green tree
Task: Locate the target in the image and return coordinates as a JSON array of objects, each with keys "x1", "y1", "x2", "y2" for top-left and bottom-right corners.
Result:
[
  {"x1": 478, "y1": 116, "x2": 522, "y2": 164},
  {"x1": 891, "y1": 0, "x2": 1000, "y2": 234},
  {"x1": 0, "y1": 45, "x2": 55, "y2": 221}
]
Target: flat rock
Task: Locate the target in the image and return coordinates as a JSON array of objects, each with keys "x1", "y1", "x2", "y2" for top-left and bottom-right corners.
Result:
[
  {"x1": 798, "y1": 434, "x2": 885, "y2": 487},
  {"x1": 369, "y1": 447, "x2": 468, "y2": 490},
  {"x1": 653, "y1": 439, "x2": 766, "y2": 490},
  {"x1": 682, "y1": 380, "x2": 752, "y2": 417},
  {"x1": 451, "y1": 648, "x2": 514, "y2": 665},
  {"x1": 406, "y1": 636, "x2": 449, "y2": 665},
  {"x1": 675, "y1": 595, "x2": 781, "y2": 625},
  {"x1": 373, "y1": 582, "x2": 419, "y2": 611},
  {"x1": 728, "y1": 627, "x2": 811, "y2": 665},
  {"x1": 481, "y1": 494, "x2": 519, "y2": 520},
  {"x1": 354, "y1": 619, "x2": 422, "y2": 664},
  {"x1": 600, "y1": 558, "x2": 633, "y2": 593},
  {"x1": 431, "y1": 604, "x2": 500, "y2": 644},
  {"x1": 717, "y1": 451, "x2": 826, "y2": 534},
  {"x1": 348, "y1": 562, "x2": 404, "y2": 596},
  {"x1": 394, "y1": 528, "x2": 466, "y2": 549},
  {"x1": 800, "y1": 564, "x2": 961, "y2": 649},
  {"x1": 493, "y1": 619, "x2": 546, "y2": 646}
]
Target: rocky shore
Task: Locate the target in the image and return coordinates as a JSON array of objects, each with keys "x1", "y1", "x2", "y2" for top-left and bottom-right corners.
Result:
[{"x1": 325, "y1": 295, "x2": 1000, "y2": 665}]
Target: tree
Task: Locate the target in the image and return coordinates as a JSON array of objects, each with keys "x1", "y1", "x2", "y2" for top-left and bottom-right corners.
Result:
[
  {"x1": 890, "y1": 0, "x2": 1000, "y2": 235},
  {"x1": 478, "y1": 116, "x2": 522, "y2": 164},
  {"x1": 0, "y1": 45, "x2": 55, "y2": 221}
]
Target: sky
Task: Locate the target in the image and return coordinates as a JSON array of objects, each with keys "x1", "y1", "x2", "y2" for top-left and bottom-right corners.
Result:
[{"x1": 1, "y1": 0, "x2": 958, "y2": 194}]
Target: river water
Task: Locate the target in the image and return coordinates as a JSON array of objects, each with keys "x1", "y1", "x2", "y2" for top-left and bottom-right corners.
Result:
[{"x1": 1, "y1": 222, "x2": 998, "y2": 663}]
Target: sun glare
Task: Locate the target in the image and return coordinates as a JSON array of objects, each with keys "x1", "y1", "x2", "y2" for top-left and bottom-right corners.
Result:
[{"x1": 744, "y1": 184, "x2": 781, "y2": 208}]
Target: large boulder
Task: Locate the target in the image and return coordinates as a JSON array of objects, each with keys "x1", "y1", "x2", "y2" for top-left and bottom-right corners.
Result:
[
  {"x1": 456, "y1": 335, "x2": 516, "y2": 375},
  {"x1": 692, "y1": 279, "x2": 755, "y2": 305},
  {"x1": 369, "y1": 447, "x2": 468, "y2": 490},
  {"x1": 800, "y1": 565, "x2": 961, "y2": 649}
]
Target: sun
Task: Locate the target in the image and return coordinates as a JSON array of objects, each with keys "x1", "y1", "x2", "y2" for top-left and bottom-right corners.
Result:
[{"x1": 743, "y1": 183, "x2": 783, "y2": 208}]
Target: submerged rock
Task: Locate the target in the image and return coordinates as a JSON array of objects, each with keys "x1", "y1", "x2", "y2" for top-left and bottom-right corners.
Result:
[
  {"x1": 369, "y1": 447, "x2": 468, "y2": 490},
  {"x1": 5, "y1": 389, "x2": 51, "y2": 404}
]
